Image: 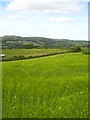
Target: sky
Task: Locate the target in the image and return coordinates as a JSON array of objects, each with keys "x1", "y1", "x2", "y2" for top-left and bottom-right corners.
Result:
[{"x1": 0, "y1": 0, "x2": 89, "y2": 40}]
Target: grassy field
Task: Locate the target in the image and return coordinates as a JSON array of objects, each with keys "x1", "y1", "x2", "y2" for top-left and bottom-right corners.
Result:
[
  {"x1": 2, "y1": 48, "x2": 68, "y2": 59},
  {"x1": 2, "y1": 52, "x2": 88, "y2": 118}
]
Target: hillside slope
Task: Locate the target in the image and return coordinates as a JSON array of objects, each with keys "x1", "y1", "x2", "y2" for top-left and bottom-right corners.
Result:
[{"x1": 2, "y1": 36, "x2": 88, "y2": 48}]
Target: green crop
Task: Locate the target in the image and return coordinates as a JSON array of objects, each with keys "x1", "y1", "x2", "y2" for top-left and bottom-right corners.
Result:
[{"x1": 2, "y1": 53, "x2": 88, "y2": 118}]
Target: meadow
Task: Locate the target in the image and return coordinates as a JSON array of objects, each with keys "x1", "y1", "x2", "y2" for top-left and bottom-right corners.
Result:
[
  {"x1": 2, "y1": 52, "x2": 88, "y2": 118},
  {"x1": 2, "y1": 48, "x2": 68, "y2": 59}
]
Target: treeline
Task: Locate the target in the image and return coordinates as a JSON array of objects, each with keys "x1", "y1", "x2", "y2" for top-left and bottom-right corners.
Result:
[
  {"x1": 71, "y1": 46, "x2": 90, "y2": 54},
  {"x1": 2, "y1": 42, "x2": 46, "y2": 49},
  {"x1": 2, "y1": 36, "x2": 89, "y2": 49}
]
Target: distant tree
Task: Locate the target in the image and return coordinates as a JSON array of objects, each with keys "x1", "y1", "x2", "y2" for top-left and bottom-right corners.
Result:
[
  {"x1": 41, "y1": 43, "x2": 46, "y2": 48},
  {"x1": 71, "y1": 46, "x2": 81, "y2": 52},
  {"x1": 25, "y1": 43, "x2": 34, "y2": 49}
]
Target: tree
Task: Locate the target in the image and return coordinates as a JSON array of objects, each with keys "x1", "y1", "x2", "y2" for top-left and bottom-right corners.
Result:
[
  {"x1": 71, "y1": 46, "x2": 81, "y2": 52},
  {"x1": 25, "y1": 43, "x2": 34, "y2": 49},
  {"x1": 41, "y1": 43, "x2": 46, "y2": 48}
]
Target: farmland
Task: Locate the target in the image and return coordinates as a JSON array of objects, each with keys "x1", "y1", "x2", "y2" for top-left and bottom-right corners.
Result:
[
  {"x1": 2, "y1": 52, "x2": 88, "y2": 118},
  {"x1": 2, "y1": 48, "x2": 68, "y2": 61},
  {"x1": 2, "y1": 48, "x2": 68, "y2": 58}
]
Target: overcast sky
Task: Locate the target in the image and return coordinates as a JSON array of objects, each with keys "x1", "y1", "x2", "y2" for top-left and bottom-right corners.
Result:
[{"x1": 0, "y1": 0, "x2": 88, "y2": 40}]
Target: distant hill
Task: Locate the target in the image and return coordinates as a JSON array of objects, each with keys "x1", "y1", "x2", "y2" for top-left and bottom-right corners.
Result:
[{"x1": 1, "y1": 35, "x2": 88, "y2": 49}]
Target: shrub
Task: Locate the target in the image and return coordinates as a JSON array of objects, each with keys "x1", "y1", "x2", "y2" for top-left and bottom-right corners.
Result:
[
  {"x1": 71, "y1": 46, "x2": 81, "y2": 52},
  {"x1": 81, "y1": 48, "x2": 90, "y2": 55},
  {"x1": 8, "y1": 55, "x2": 25, "y2": 61},
  {"x1": 26, "y1": 56, "x2": 32, "y2": 59}
]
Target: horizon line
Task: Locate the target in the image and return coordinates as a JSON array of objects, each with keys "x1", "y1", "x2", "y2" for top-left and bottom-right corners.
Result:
[{"x1": 1, "y1": 35, "x2": 88, "y2": 41}]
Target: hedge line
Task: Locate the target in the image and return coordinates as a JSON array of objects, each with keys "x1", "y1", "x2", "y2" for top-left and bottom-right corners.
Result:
[
  {"x1": 1, "y1": 47, "x2": 89, "y2": 62},
  {"x1": 2, "y1": 51, "x2": 70, "y2": 62}
]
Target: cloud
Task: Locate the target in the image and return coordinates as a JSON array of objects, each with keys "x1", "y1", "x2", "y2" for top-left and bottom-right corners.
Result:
[
  {"x1": 7, "y1": 0, "x2": 85, "y2": 13},
  {"x1": 49, "y1": 17, "x2": 75, "y2": 22},
  {"x1": 76, "y1": 0, "x2": 89, "y2": 2},
  {"x1": 8, "y1": 15, "x2": 16, "y2": 19}
]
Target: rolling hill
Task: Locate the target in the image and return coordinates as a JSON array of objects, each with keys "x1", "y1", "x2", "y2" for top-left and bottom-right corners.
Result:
[{"x1": 1, "y1": 35, "x2": 88, "y2": 49}]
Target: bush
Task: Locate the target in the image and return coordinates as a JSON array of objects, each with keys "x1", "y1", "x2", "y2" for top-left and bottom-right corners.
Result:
[
  {"x1": 5, "y1": 55, "x2": 25, "y2": 61},
  {"x1": 13, "y1": 55, "x2": 25, "y2": 60},
  {"x1": 25, "y1": 43, "x2": 36, "y2": 49},
  {"x1": 71, "y1": 46, "x2": 81, "y2": 52},
  {"x1": 27, "y1": 56, "x2": 33, "y2": 59},
  {"x1": 81, "y1": 48, "x2": 90, "y2": 55}
]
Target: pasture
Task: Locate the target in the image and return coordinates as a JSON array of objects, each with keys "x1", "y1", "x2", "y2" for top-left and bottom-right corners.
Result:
[
  {"x1": 2, "y1": 53, "x2": 88, "y2": 118},
  {"x1": 2, "y1": 48, "x2": 68, "y2": 59}
]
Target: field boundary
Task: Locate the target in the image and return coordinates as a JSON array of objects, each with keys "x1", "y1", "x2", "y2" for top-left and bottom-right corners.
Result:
[{"x1": 2, "y1": 51, "x2": 71, "y2": 62}]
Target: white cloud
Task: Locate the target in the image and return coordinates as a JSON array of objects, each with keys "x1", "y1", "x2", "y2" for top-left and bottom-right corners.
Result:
[
  {"x1": 76, "y1": 0, "x2": 89, "y2": 2},
  {"x1": 7, "y1": 0, "x2": 85, "y2": 13},
  {"x1": 50, "y1": 17, "x2": 75, "y2": 22},
  {"x1": 8, "y1": 15, "x2": 16, "y2": 19}
]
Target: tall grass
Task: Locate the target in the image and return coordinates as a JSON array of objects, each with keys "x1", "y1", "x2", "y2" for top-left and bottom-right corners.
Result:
[{"x1": 2, "y1": 53, "x2": 88, "y2": 118}]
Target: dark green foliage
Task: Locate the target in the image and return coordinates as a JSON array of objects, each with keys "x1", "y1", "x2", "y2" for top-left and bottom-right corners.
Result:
[
  {"x1": 71, "y1": 46, "x2": 81, "y2": 52},
  {"x1": 2, "y1": 36, "x2": 88, "y2": 49},
  {"x1": 6, "y1": 43, "x2": 25, "y2": 49},
  {"x1": 41, "y1": 43, "x2": 46, "y2": 48},
  {"x1": 14, "y1": 55, "x2": 25, "y2": 60},
  {"x1": 25, "y1": 43, "x2": 35, "y2": 49},
  {"x1": 2, "y1": 55, "x2": 25, "y2": 61},
  {"x1": 81, "y1": 48, "x2": 90, "y2": 55}
]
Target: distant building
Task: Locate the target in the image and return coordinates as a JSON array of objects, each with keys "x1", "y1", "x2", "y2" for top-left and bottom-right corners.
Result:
[{"x1": 0, "y1": 54, "x2": 5, "y2": 58}]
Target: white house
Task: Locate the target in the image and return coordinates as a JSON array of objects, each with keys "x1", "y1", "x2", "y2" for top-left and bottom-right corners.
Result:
[{"x1": 0, "y1": 54, "x2": 5, "y2": 58}]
